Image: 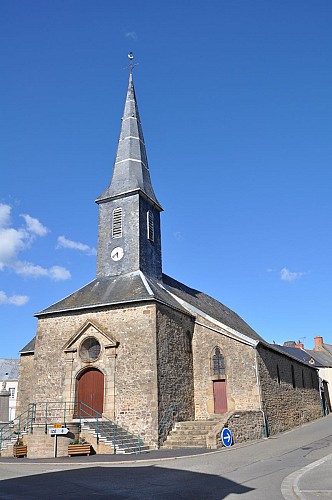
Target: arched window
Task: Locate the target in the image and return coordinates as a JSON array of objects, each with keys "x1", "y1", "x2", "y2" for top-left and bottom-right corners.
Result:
[
  {"x1": 112, "y1": 207, "x2": 122, "y2": 238},
  {"x1": 147, "y1": 210, "x2": 154, "y2": 241},
  {"x1": 212, "y1": 347, "x2": 225, "y2": 376}
]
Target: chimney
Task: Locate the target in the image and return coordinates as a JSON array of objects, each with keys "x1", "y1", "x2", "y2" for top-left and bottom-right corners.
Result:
[
  {"x1": 314, "y1": 336, "x2": 323, "y2": 350},
  {"x1": 295, "y1": 342, "x2": 304, "y2": 349}
]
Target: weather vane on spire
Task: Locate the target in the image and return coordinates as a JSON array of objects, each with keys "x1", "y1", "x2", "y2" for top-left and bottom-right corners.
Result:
[{"x1": 127, "y1": 52, "x2": 139, "y2": 74}]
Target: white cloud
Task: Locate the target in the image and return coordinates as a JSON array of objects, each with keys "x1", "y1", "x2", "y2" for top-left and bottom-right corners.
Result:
[
  {"x1": 0, "y1": 290, "x2": 29, "y2": 306},
  {"x1": 57, "y1": 235, "x2": 96, "y2": 255},
  {"x1": 0, "y1": 203, "x2": 71, "y2": 281},
  {"x1": 21, "y1": 214, "x2": 49, "y2": 236},
  {"x1": 49, "y1": 266, "x2": 71, "y2": 281},
  {"x1": 125, "y1": 31, "x2": 138, "y2": 41},
  {"x1": 280, "y1": 267, "x2": 305, "y2": 282},
  {"x1": 14, "y1": 261, "x2": 71, "y2": 281},
  {"x1": 0, "y1": 203, "x2": 11, "y2": 227}
]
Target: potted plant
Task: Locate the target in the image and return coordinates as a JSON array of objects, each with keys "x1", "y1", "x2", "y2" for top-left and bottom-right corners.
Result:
[
  {"x1": 68, "y1": 437, "x2": 91, "y2": 456},
  {"x1": 13, "y1": 437, "x2": 27, "y2": 458}
]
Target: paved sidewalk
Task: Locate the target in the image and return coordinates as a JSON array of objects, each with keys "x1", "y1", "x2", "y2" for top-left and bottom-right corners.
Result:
[
  {"x1": 0, "y1": 446, "x2": 215, "y2": 464},
  {"x1": 282, "y1": 452, "x2": 332, "y2": 499}
]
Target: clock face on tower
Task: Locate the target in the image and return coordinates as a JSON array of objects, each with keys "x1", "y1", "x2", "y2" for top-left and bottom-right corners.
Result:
[{"x1": 111, "y1": 247, "x2": 124, "y2": 261}]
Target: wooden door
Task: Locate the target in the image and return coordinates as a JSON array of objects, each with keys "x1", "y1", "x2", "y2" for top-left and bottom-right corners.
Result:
[
  {"x1": 77, "y1": 368, "x2": 104, "y2": 416},
  {"x1": 213, "y1": 380, "x2": 227, "y2": 414}
]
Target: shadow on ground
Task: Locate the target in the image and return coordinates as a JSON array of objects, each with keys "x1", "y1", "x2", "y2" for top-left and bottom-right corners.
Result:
[{"x1": 0, "y1": 465, "x2": 254, "y2": 499}]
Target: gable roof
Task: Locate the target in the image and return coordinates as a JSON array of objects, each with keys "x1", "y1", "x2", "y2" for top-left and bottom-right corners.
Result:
[
  {"x1": 35, "y1": 272, "x2": 190, "y2": 317},
  {"x1": 34, "y1": 271, "x2": 264, "y2": 345},
  {"x1": 161, "y1": 274, "x2": 264, "y2": 343}
]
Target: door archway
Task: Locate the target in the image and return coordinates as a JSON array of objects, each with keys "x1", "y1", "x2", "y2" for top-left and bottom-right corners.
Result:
[{"x1": 76, "y1": 368, "x2": 104, "y2": 416}]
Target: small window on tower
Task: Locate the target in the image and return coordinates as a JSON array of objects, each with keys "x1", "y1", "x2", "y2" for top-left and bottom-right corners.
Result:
[
  {"x1": 147, "y1": 210, "x2": 154, "y2": 242},
  {"x1": 112, "y1": 207, "x2": 122, "y2": 238}
]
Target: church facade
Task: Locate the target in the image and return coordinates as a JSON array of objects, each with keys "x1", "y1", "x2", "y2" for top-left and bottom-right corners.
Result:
[{"x1": 16, "y1": 72, "x2": 322, "y2": 452}]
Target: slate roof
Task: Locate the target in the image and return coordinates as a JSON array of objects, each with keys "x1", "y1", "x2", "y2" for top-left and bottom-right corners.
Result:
[
  {"x1": 274, "y1": 345, "x2": 323, "y2": 367},
  {"x1": 19, "y1": 338, "x2": 36, "y2": 355},
  {"x1": 306, "y1": 350, "x2": 332, "y2": 367},
  {"x1": 0, "y1": 359, "x2": 20, "y2": 380},
  {"x1": 161, "y1": 274, "x2": 264, "y2": 343},
  {"x1": 35, "y1": 271, "x2": 264, "y2": 345},
  {"x1": 36, "y1": 272, "x2": 189, "y2": 317}
]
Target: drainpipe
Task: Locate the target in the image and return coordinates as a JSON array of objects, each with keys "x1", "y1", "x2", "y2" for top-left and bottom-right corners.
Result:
[{"x1": 254, "y1": 348, "x2": 269, "y2": 438}]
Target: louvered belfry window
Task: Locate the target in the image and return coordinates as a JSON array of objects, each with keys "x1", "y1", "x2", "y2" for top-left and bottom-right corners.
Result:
[
  {"x1": 212, "y1": 347, "x2": 225, "y2": 375},
  {"x1": 112, "y1": 207, "x2": 122, "y2": 238},
  {"x1": 147, "y1": 210, "x2": 154, "y2": 241}
]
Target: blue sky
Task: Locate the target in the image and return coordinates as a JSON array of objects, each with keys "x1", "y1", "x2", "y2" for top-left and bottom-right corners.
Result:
[{"x1": 1, "y1": 1, "x2": 331, "y2": 358}]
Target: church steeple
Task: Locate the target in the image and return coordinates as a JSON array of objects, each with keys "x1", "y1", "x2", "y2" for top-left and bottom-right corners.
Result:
[
  {"x1": 96, "y1": 72, "x2": 162, "y2": 210},
  {"x1": 96, "y1": 64, "x2": 163, "y2": 279}
]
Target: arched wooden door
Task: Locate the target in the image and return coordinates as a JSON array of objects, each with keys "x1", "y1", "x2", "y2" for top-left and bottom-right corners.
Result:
[{"x1": 77, "y1": 368, "x2": 104, "y2": 416}]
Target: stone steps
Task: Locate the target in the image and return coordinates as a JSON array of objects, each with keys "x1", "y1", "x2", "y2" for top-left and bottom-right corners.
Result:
[
  {"x1": 162, "y1": 417, "x2": 230, "y2": 449},
  {"x1": 81, "y1": 422, "x2": 148, "y2": 454}
]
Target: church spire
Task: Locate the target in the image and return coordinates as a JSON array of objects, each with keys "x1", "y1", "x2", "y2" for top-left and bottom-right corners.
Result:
[
  {"x1": 96, "y1": 57, "x2": 163, "y2": 279},
  {"x1": 97, "y1": 63, "x2": 162, "y2": 210}
]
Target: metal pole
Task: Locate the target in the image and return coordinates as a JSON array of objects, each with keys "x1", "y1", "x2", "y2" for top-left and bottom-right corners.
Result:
[{"x1": 54, "y1": 434, "x2": 57, "y2": 458}]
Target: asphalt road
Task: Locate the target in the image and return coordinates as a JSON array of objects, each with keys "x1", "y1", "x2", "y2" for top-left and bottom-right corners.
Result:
[{"x1": 1, "y1": 414, "x2": 332, "y2": 499}]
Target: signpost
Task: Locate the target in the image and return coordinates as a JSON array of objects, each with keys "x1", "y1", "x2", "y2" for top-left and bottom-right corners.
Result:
[
  {"x1": 221, "y1": 427, "x2": 233, "y2": 447},
  {"x1": 49, "y1": 426, "x2": 69, "y2": 457}
]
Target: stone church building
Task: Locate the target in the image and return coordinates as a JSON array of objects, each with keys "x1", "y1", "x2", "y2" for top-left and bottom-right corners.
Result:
[{"x1": 16, "y1": 71, "x2": 321, "y2": 453}]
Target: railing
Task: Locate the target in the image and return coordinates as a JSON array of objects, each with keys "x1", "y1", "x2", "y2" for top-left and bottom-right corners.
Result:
[
  {"x1": 0, "y1": 401, "x2": 144, "y2": 454},
  {"x1": 0, "y1": 404, "x2": 35, "y2": 450},
  {"x1": 158, "y1": 402, "x2": 181, "y2": 445},
  {"x1": 78, "y1": 402, "x2": 144, "y2": 454}
]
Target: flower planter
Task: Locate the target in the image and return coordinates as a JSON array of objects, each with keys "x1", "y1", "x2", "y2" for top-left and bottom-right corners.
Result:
[
  {"x1": 13, "y1": 445, "x2": 27, "y2": 458},
  {"x1": 68, "y1": 444, "x2": 91, "y2": 456}
]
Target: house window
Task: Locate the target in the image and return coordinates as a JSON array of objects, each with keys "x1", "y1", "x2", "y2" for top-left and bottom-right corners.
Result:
[
  {"x1": 147, "y1": 211, "x2": 154, "y2": 241},
  {"x1": 302, "y1": 370, "x2": 305, "y2": 388},
  {"x1": 9, "y1": 387, "x2": 15, "y2": 399},
  {"x1": 112, "y1": 207, "x2": 122, "y2": 238},
  {"x1": 291, "y1": 365, "x2": 296, "y2": 388},
  {"x1": 212, "y1": 347, "x2": 225, "y2": 376}
]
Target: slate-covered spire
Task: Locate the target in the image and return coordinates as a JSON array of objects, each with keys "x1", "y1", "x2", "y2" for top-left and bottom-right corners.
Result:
[{"x1": 97, "y1": 73, "x2": 162, "y2": 210}]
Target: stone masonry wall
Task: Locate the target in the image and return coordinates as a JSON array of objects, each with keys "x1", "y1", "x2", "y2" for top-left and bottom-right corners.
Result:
[
  {"x1": 156, "y1": 304, "x2": 195, "y2": 444},
  {"x1": 27, "y1": 302, "x2": 159, "y2": 446},
  {"x1": 16, "y1": 353, "x2": 35, "y2": 416},
  {"x1": 192, "y1": 317, "x2": 260, "y2": 419},
  {"x1": 257, "y1": 344, "x2": 322, "y2": 435}
]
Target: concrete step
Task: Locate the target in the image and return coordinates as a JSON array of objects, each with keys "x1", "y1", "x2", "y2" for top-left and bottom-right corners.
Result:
[{"x1": 162, "y1": 418, "x2": 229, "y2": 449}]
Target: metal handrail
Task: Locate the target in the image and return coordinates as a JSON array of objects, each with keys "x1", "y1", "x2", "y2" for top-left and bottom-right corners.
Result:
[
  {"x1": 78, "y1": 402, "x2": 143, "y2": 454},
  {"x1": 158, "y1": 402, "x2": 182, "y2": 445},
  {"x1": 0, "y1": 403, "x2": 35, "y2": 450},
  {"x1": 1, "y1": 401, "x2": 144, "y2": 454}
]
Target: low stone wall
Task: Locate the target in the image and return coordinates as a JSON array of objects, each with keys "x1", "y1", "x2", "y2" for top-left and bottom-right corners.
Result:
[
  {"x1": 207, "y1": 411, "x2": 265, "y2": 449},
  {"x1": 225, "y1": 411, "x2": 265, "y2": 444}
]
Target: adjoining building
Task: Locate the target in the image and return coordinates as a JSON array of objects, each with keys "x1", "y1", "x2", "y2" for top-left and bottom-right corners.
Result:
[
  {"x1": 277, "y1": 338, "x2": 332, "y2": 415},
  {"x1": 9, "y1": 69, "x2": 322, "y2": 458},
  {"x1": 0, "y1": 359, "x2": 19, "y2": 424}
]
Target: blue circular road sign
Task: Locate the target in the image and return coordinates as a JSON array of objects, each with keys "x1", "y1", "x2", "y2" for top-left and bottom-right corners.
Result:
[{"x1": 221, "y1": 427, "x2": 233, "y2": 447}]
